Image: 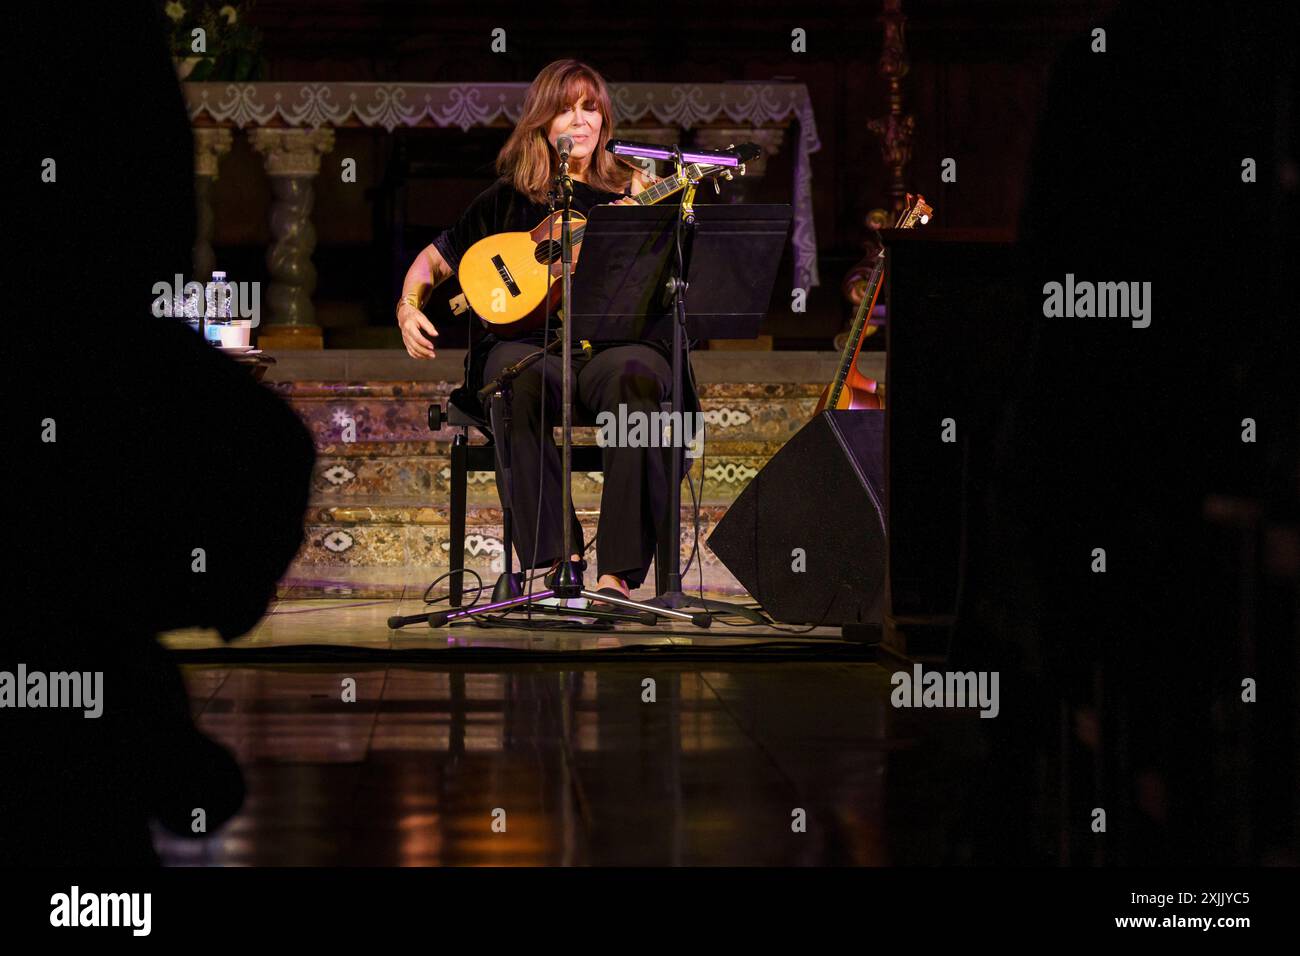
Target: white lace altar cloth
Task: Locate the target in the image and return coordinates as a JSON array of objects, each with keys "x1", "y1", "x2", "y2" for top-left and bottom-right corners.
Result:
[{"x1": 184, "y1": 81, "x2": 821, "y2": 289}]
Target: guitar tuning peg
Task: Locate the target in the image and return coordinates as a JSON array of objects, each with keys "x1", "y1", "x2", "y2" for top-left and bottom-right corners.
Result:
[{"x1": 713, "y1": 179, "x2": 721, "y2": 195}]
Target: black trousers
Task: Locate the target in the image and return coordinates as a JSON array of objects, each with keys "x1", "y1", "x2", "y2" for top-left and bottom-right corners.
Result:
[{"x1": 483, "y1": 340, "x2": 684, "y2": 589}]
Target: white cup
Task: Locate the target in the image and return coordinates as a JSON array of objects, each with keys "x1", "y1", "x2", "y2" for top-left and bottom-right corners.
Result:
[{"x1": 216, "y1": 322, "x2": 252, "y2": 348}]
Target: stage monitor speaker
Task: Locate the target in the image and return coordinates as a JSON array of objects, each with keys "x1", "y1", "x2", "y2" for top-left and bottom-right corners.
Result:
[{"x1": 707, "y1": 409, "x2": 885, "y2": 626}]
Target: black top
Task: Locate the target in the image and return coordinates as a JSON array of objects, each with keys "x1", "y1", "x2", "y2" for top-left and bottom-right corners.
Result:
[{"x1": 436, "y1": 177, "x2": 698, "y2": 419}]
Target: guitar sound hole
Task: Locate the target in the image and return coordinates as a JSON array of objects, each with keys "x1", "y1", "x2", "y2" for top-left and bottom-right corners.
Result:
[{"x1": 535, "y1": 240, "x2": 560, "y2": 264}]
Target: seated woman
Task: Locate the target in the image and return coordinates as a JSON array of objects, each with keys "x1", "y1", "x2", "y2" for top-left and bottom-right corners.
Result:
[{"x1": 397, "y1": 58, "x2": 697, "y2": 602}]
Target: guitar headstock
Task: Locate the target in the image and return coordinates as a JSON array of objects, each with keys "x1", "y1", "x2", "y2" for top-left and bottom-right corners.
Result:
[
  {"x1": 899, "y1": 193, "x2": 934, "y2": 229},
  {"x1": 686, "y1": 142, "x2": 762, "y2": 182},
  {"x1": 630, "y1": 144, "x2": 764, "y2": 204}
]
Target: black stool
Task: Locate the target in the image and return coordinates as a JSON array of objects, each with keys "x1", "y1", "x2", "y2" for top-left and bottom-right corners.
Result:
[{"x1": 431, "y1": 391, "x2": 674, "y2": 607}]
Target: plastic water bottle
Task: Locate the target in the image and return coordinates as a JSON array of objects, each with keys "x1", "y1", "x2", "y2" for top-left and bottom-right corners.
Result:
[
  {"x1": 179, "y1": 285, "x2": 202, "y2": 335},
  {"x1": 204, "y1": 271, "x2": 233, "y2": 344}
]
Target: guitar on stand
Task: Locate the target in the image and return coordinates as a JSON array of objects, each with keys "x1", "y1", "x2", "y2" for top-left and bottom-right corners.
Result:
[{"x1": 815, "y1": 193, "x2": 933, "y2": 413}]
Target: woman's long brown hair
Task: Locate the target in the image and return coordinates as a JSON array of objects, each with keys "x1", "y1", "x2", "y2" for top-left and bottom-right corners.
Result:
[{"x1": 496, "y1": 59, "x2": 634, "y2": 202}]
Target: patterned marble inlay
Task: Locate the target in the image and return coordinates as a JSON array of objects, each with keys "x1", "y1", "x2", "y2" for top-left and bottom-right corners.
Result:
[
  {"x1": 321, "y1": 464, "x2": 356, "y2": 486},
  {"x1": 309, "y1": 454, "x2": 776, "y2": 506},
  {"x1": 286, "y1": 505, "x2": 742, "y2": 596},
  {"x1": 705, "y1": 407, "x2": 752, "y2": 428},
  {"x1": 274, "y1": 381, "x2": 824, "y2": 446},
  {"x1": 702, "y1": 460, "x2": 762, "y2": 486},
  {"x1": 321, "y1": 529, "x2": 354, "y2": 553}
]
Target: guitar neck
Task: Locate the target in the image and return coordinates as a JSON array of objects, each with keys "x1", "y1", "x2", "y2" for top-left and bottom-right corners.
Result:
[
  {"x1": 565, "y1": 165, "x2": 705, "y2": 245},
  {"x1": 632, "y1": 166, "x2": 702, "y2": 206},
  {"x1": 826, "y1": 251, "x2": 886, "y2": 409}
]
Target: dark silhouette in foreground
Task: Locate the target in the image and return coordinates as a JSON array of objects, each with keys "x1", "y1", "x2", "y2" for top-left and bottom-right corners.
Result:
[
  {"x1": 947, "y1": 1, "x2": 1298, "y2": 864},
  {"x1": 5, "y1": 3, "x2": 314, "y2": 864}
]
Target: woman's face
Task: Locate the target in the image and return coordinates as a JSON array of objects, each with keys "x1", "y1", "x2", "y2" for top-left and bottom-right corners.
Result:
[{"x1": 547, "y1": 94, "x2": 602, "y2": 163}]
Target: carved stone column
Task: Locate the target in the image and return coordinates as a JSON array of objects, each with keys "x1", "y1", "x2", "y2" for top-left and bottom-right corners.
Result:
[
  {"x1": 866, "y1": 0, "x2": 915, "y2": 220},
  {"x1": 248, "y1": 128, "x2": 335, "y2": 348},
  {"x1": 191, "y1": 127, "x2": 233, "y2": 282},
  {"x1": 839, "y1": 0, "x2": 915, "y2": 350}
]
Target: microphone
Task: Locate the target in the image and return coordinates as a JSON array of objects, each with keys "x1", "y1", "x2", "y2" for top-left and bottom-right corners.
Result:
[{"x1": 556, "y1": 135, "x2": 573, "y2": 162}]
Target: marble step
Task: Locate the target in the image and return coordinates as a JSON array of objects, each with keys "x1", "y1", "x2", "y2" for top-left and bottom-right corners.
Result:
[
  {"x1": 271, "y1": 377, "x2": 836, "y2": 599},
  {"x1": 286, "y1": 502, "x2": 742, "y2": 599},
  {"x1": 307, "y1": 441, "x2": 775, "y2": 508},
  {"x1": 271, "y1": 380, "x2": 825, "y2": 449}
]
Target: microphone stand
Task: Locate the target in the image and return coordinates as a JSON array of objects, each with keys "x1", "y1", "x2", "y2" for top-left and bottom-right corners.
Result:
[{"x1": 551, "y1": 143, "x2": 582, "y2": 598}]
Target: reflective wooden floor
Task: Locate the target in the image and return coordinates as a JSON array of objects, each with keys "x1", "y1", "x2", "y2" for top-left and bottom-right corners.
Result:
[{"x1": 156, "y1": 598, "x2": 986, "y2": 865}]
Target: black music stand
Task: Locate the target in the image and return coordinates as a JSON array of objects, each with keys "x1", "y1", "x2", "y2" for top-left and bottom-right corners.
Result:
[{"x1": 570, "y1": 202, "x2": 792, "y2": 620}]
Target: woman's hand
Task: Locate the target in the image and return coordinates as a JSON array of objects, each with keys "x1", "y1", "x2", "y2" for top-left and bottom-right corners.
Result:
[
  {"x1": 604, "y1": 166, "x2": 659, "y2": 205},
  {"x1": 613, "y1": 166, "x2": 659, "y2": 205},
  {"x1": 398, "y1": 303, "x2": 439, "y2": 359},
  {"x1": 631, "y1": 166, "x2": 659, "y2": 194}
]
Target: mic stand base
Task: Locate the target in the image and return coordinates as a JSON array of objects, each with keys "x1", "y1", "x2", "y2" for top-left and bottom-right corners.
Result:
[
  {"x1": 490, "y1": 572, "x2": 525, "y2": 604},
  {"x1": 642, "y1": 589, "x2": 767, "y2": 624},
  {"x1": 428, "y1": 588, "x2": 711, "y2": 629}
]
